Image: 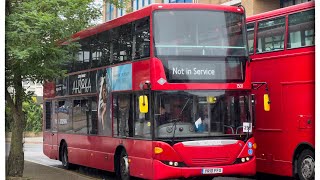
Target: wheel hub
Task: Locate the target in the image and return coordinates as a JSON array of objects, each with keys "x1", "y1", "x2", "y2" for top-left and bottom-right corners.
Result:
[
  {"x1": 63, "y1": 150, "x2": 68, "y2": 166},
  {"x1": 301, "y1": 156, "x2": 314, "y2": 179},
  {"x1": 121, "y1": 155, "x2": 129, "y2": 177}
]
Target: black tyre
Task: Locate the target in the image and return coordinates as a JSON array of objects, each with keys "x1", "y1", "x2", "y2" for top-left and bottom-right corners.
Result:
[
  {"x1": 117, "y1": 150, "x2": 130, "y2": 180},
  {"x1": 297, "y1": 149, "x2": 315, "y2": 180},
  {"x1": 61, "y1": 143, "x2": 73, "y2": 169}
]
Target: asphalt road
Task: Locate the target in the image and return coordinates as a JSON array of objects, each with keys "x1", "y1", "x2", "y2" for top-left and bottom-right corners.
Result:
[{"x1": 5, "y1": 142, "x2": 289, "y2": 180}]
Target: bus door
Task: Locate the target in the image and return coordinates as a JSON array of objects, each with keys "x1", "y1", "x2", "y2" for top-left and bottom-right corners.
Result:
[
  {"x1": 43, "y1": 101, "x2": 52, "y2": 158},
  {"x1": 50, "y1": 100, "x2": 59, "y2": 159}
]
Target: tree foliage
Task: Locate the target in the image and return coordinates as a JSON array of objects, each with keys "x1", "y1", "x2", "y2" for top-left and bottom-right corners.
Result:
[
  {"x1": 5, "y1": 0, "x2": 127, "y2": 177},
  {"x1": 6, "y1": 98, "x2": 43, "y2": 133},
  {"x1": 23, "y1": 99, "x2": 43, "y2": 133},
  {"x1": 6, "y1": 0, "x2": 102, "y2": 86}
]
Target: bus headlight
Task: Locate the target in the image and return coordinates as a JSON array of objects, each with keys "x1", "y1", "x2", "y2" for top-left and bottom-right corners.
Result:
[
  {"x1": 161, "y1": 161, "x2": 186, "y2": 167},
  {"x1": 234, "y1": 156, "x2": 253, "y2": 164},
  {"x1": 174, "y1": 162, "x2": 179, "y2": 167}
]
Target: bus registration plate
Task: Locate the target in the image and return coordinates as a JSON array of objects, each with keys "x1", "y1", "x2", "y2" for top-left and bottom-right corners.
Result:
[{"x1": 202, "y1": 168, "x2": 223, "y2": 174}]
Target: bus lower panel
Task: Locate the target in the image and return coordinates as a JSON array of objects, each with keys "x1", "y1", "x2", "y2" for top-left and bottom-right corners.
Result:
[{"x1": 153, "y1": 157, "x2": 256, "y2": 179}]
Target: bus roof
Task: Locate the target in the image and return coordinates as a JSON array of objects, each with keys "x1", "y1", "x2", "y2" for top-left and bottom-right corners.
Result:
[
  {"x1": 65, "y1": 3, "x2": 244, "y2": 44},
  {"x1": 246, "y1": 1, "x2": 314, "y2": 23}
]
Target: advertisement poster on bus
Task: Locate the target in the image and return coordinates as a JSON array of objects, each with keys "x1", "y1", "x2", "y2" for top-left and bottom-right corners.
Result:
[
  {"x1": 97, "y1": 69, "x2": 112, "y2": 136},
  {"x1": 109, "y1": 64, "x2": 132, "y2": 91}
]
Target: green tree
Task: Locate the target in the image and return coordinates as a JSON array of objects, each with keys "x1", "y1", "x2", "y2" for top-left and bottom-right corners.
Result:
[
  {"x1": 5, "y1": 103, "x2": 13, "y2": 132},
  {"x1": 6, "y1": 97, "x2": 43, "y2": 133},
  {"x1": 5, "y1": 0, "x2": 126, "y2": 177},
  {"x1": 23, "y1": 98, "x2": 43, "y2": 133}
]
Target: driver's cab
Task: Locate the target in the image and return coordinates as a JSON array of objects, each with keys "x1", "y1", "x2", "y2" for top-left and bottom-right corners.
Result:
[{"x1": 151, "y1": 91, "x2": 252, "y2": 140}]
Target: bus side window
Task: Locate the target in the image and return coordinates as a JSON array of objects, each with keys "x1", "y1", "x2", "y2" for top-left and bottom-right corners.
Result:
[
  {"x1": 76, "y1": 50, "x2": 84, "y2": 71},
  {"x1": 257, "y1": 16, "x2": 285, "y2": 53},
  {"x1": 134, "y1": 93, "x2": 151, "y2": 138},
  {"x1": 111, "y1": 27, "x2": 121, "y2": 64},
  {"x1": 288, "y1": 9, "x2": 315, "y2": 48},
  {"x1": 45, "y1": 101, "x2": 52, "y2": 130},
  {"x1": 91, "y1": 36, "x2": 102, "y2": 68},
  {"x1": 119, "y1": 23, "x2": 133, "y2": 62},
  {"x1": 99, "y1": 30, "x2": 112, "y2": 66},
  {"x1": 113, "y1": 94, "x2": 133, "y2": 137},
  {"x1": 73, "y1": 99, "x2": 89, "y2": 134},
  {"x1": 57, "y1": 100, "x2": 71, "y2": 133},
  {"x1": 133, "y1": 17, "x2": 150, "y2": 60},
  {"x1": 89, "y1": 97, "x2": 98, "y2": 135},
  {"x1": 247, "y1": 23, "x2": 255, "y2": 54}
]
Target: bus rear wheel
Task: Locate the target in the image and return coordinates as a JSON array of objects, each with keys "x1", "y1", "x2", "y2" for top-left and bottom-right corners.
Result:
[
  {"x1": 117, "y1": 150, "x2": 130, "y2": 180},
  {"x1": 297, "y1": 149, "x2": 315, "y2": 180},
  {"x1": 61, "y1": 143, "x2": 73, "y2": 169}
]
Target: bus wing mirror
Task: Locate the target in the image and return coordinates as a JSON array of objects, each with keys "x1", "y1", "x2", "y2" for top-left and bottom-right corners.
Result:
[
  {"x1": 264, "y1": 94, "x2": 270, "y2": 111},
  {"x1": 139, "y1": 95, "x2": 148, "y2": 114}
]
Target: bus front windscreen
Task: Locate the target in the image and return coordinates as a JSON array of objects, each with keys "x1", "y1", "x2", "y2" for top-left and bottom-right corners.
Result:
[
  {"x1": 153, "y1": 10, "x2": 247, "y2": 57},
  {"x1": 154, "y1": 91, "x2": 252, "y2": 139}
]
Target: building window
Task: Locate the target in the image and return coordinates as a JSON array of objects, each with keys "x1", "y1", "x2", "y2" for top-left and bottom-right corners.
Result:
[
  {"x1": 139, "y1": 0, "x2": 143, "y2": 9},
  {"x1": 109, "y1": 4, "x2": 113, "y2": 20},
  {"x1": 143, "y1": 0, "x2": 148, "y2": 6},
  {"x1": 132, "y1": 0, "x2": 139, "y2": 10},
  {"x1": 106, "y1": 3, "x2": 110, "y2": 21},
  {"x1": 164, "y1": 0, "x2": 192, "y2": 3},
  {"x1": 281, "y1": 0, "x2": 312, "y2": 8},
  {"x1": 221, "y1": 0, "x2": 241, "y2": 6}
]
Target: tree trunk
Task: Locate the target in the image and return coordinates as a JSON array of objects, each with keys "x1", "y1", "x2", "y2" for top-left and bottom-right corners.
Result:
[
  {"x1": 6, "y1": 113, "x2": 25, "y2": 177},
  {"x1": 6, "y1": 72, "x2": 25, "y2": 177}
]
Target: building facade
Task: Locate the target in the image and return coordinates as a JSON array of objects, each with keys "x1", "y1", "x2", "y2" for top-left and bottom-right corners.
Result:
[{"x1": 103, "y1": 0, "x2": 313, "y2": 21}]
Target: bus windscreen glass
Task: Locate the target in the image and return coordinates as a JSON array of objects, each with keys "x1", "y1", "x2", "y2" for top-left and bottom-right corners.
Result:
[
  {"x1": 153, "y1": 10, "x2": 247, "y2": 57},
  {"x1": 154, "y1": 91, "x2": 252, "y2": 139}
]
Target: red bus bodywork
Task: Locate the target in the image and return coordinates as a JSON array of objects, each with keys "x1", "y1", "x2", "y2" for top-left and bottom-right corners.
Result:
[
  {"x1": 247, "y1": 1, "x2": 315, "y2": 178},
  {"x1": 43, "y1": 3, "x2": 256, "y2": 179}
]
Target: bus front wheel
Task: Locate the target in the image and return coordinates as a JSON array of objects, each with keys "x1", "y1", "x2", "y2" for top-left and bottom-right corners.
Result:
[
  {"x1": 117, "y1": 150, "x2": 130, "y2": 180},
  {"x1": 297, "y1": 149, "x2": 315, "y2": 180}
]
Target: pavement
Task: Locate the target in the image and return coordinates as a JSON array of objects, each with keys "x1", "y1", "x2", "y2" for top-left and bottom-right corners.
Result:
[
  {"x1": 6, "y1": 137, "x2": 43, "y2": 144},
  {"x1": 6, "y1": 138, "x2": 256, "y2": 180},
  {"x1": 6, "y1": 137, "x2": 96, "y2": 180},
  {"x1": 21, "y1": 161, "x2": 96, "y2": 180}
]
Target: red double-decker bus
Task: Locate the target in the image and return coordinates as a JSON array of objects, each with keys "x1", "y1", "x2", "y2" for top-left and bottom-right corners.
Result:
[
  {"x1": 247, "y1": 2, "x2": 315, "y2": 180},
  {"x1": 43, "y1": 3, "x2": 256, "y2": 179}
]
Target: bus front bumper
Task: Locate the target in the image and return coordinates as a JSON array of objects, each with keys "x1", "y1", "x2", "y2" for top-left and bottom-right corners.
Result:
[{"x1": 153, "y1": 156, "x2": 256, "y2": 179}]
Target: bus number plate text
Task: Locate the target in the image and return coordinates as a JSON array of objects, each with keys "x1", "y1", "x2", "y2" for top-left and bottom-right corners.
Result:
[{"x1": 202, "y1": 168, "x2": 223, "y2": 174}]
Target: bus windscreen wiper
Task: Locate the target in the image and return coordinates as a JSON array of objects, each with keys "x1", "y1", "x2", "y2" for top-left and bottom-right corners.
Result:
[
  {"x1": 172, "y1": 98, "x2": 191, "y2": 144},
  {"x1": 179, "y1": 98, "x2": 190, "y2": 116}
]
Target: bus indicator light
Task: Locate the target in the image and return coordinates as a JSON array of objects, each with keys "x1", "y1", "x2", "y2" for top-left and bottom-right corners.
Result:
[
  {"x1": 154, "y1": 147, "x2": 163, "y2": 154},
  {"x1": 253, "y1": 143, "x2": 257, "y2": 149}
]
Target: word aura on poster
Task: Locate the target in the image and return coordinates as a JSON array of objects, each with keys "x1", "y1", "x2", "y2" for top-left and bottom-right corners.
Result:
[
  {"x1": 69, "y1": 72, "x2": 97, "y2": 95},
  {"x1": 72, "y1": 77, "x2": 92, "y2": 94}
]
